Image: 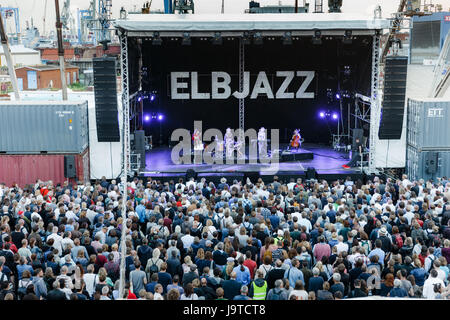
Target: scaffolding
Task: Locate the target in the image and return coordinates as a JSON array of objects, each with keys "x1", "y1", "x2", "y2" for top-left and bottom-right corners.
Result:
[
  {"x1": 238, "y1": 38, "x2": 245, "y2": 141},
  {"x1": 118, "y1": 30, "x2": 130, "y2": 300},
  {"x1": 368, "y1": 33, "x2": 381, "y2": 174}
]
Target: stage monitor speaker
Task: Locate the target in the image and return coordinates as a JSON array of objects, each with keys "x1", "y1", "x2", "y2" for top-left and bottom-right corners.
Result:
[
  {"x1": 425, "y1": 152, "x2": 438, "y2": 174},
  {"x1": 306, "y1": 167, "x2": 317, "y2": 180},
  {"x1": 244, "y1": 172, "x2": 260, "y2": 184},
  {"x1": 351, "y1": 129, "x2": 364, "y2": 150},
  {"x1": 93, "y1": 57, "x2": 120, "y2": 142},
  {"x1": 378, "y1": 56, "x2": 408, "y2": 140},
  {"x1": 134, "y1": 130, "x2": 146, "y2": 169},
  {"x1": 64, "y1": 155, "x2": 76, "y2": 178},
  {"x1": 186, "y1": 169, "x2": 197, "y2": 181}
]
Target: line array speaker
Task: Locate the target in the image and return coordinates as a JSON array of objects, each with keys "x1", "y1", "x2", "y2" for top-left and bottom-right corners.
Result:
[
  {"x1": 378, "y1": 56, "x2": 408, "y2": 140},
  {"x1": 93, "y1": 57, "x2": 120, "y2": 142}
]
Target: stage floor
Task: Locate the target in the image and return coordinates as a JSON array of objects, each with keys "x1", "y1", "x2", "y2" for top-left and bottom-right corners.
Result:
[{"x1": 141, "y1": 143, "x2": 361, "y2": 180}]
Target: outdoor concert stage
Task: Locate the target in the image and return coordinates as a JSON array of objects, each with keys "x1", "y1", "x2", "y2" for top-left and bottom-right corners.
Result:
[
  {"x1": 114, "y1": 14, "x2": 390, "y2": 183},
  {"x1": 139, "y1": 143, "x2": 363, "y2": 183}
]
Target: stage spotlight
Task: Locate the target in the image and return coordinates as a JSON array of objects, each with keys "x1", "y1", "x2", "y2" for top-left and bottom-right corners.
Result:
[
  {"x1": 332, "y1": 113, "x2": 339, "y2": 120},
  {"x1": 144, "y1": 115, "x2": 151, "y2": 122},
  {"x1": 212, "y1": 32, "x2": 223, "y2": 45},
  {"x1": 282, "y1": 31, "x2": 293, "y2": 45},
  {"x1": 182, "y1": 32, "x2": 191, "y2": 46},
  {"x1": 344, "y1": 65, "x2": 351, "y2": 77},
  {"x1": 312, "y1": 30, "x2": 322, "y2": 45},
  {"x1": 150, "y1": 94, "x2": 155, "y2": 101},
  {"x1": 158, "y1": 114, "x2": 164, "y2": 121},
  {"x1": 335, "y1": 93, "x2": 341, "y2": 100},
  {"x1": 152, "y1": 32, "x2": 162, "y2": 45},
  {"x1": 319, "y1": 111, "x2": 326, "y2": 118},
  {"x1": 343, "y1": 30, "x2": 353, "y2": 44},
  {"x1": 254, "y1": 32, "x2": 263, "y2": 45},
  {"x1": 138, "y1": 96, "x2": 142, "y2": 102}
]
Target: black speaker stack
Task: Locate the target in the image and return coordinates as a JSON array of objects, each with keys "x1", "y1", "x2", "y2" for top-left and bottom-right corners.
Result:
[
  {"x1": 93, "y1": 57, "x2": 120, "y2": 142},
  {"x1": 378, "y1": 56, "x2": 408, "y2": 140}
]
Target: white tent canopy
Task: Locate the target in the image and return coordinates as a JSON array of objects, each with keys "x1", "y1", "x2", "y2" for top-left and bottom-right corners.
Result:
[{"x1": 114, "y1": 13, "x2": 390, "y2": 36}]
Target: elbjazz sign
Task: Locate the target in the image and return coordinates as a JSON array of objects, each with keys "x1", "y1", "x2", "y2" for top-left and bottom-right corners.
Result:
[{"x1": 170, "y1": 71, "x2": 315, "y2": 100}]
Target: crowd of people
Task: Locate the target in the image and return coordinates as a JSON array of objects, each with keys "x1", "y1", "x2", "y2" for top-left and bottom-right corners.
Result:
[{"x1": 0, "y1": 173, "x2": 449, "y2": 300}]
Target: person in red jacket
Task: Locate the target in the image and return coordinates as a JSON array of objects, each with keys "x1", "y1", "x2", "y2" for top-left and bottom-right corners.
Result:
[{"x1": 243, "y1": 251, "x2": 257, "y2": 279}]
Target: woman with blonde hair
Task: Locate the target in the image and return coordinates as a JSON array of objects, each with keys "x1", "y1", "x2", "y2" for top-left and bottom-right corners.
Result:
[
  {"x1": 194, "y1": 248, "x2": 206, "y2": 272},
  {"x1": 223, "y1": 258, "x2": 235, "y2": 280},
  {"x1": 73, "y1": 265, "x2": 85, "y2": 289},
  {"x1": 98, "y1": 267, "x2": 114, "y2": 287},
  {"x1": 410, "y1": 258, "x2": 427, "y2": 287},
  {"x1": 75, "y1": 249, "x2": 89, "y2": 269},
  {"x1": 182, "y1": 256, "x2": 194, "y2": 274},
  {"x1": 195, "y1": 248, "x2": 205, "y2": 261},
  {"x1": 224, "y1": 238, "x2": 235, "y2": 256},
  {"x1": 202, "y1": 219, "x2": 216, "y2": 240}
]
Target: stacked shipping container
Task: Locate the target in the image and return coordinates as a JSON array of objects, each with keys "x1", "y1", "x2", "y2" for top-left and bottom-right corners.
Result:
[
  {"x1": 406, "y1": 98, "x2": 450, "y2": 181},
  {"x1": 0, "y1": 101, "x2": 90, "y2": 187}
]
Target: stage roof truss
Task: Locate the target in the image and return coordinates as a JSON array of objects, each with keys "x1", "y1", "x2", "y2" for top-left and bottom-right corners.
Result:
[
  {"x1": 119, "y1": 30, "x2": 379, "y2": 38},
  {"x1": 114, "y1": 13, "x2": 390, "y2": 38}
]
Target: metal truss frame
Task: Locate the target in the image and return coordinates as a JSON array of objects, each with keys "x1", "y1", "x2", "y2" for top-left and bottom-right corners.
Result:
[
  {"x1": 238, "y1": 38, "x2": 245, "y2": 141},
  {"x1": 368, "y1": 33, "x2": 381, "y2": 174},
  {"x1": 353, "y1": 94, "x2": 371, "y2": 125},
  {"x1": 120, "y1": 33, "x2": 131, "y2": 175}
]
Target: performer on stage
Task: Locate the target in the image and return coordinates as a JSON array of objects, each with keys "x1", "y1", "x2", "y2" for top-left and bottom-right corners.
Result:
[
  {"x1": 235, "y1": 136, "x2": 245, "y2": 159},
  {"x1": 215, "y1": 135, "x2": 224, "y2": 160},
  {"x1": 225, "y1": 128, "x2": 234, "y2": 158},
  {"x1": 290, "y1": 129, "x2": 302, "y2": 151},
  {"x1": 192, "y1": 129, "x2": 203, "y2": 151},
  {"x1": 343, "y1": 137, "x2": 363, "y2": 169},
  {"x1": 258, "y1": 127, "x2": 267, "y2": 158}
]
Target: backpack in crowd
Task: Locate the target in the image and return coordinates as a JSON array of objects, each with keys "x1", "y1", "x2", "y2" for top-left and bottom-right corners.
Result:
[
  {"x1": 270, "y1": 290, "x2": 281, "y2": 300},
  {"x1": 394, "y1": 234, "x2": 403, "y2": 249},
  {"x1": 149, "y1": 258, "x2": 159, "y2": 275},
  {"x1": 426, "y1": 255, "x2": 436, "y2": 272}
]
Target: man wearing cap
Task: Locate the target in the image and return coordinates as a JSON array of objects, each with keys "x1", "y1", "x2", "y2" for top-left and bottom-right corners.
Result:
[
  {"x1": 378, "y1": 227, "x2": 392, "y2": 253},
  {"x1": 218, "y1": 178, "x2": 228, "y2": 190}
]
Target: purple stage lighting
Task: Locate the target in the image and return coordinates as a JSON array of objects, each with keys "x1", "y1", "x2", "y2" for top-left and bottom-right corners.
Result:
[
  {"x1": 335, "y1": 93, "x2": 341, "y2": 100},
  {"x1": 332, "y1": 113, "x2": 338, "y2": 120},
  {"x1": 158, "y1": 114, "x2": 163, "y2": 121},
  {"x1": 150, "y1": 94, "x2": 155, "y2": 101},
  {"x1": 144, "y1": 115, "x2": 150, "y2": 122},
  {"x1": 319, "y1": 111, "x2": 325, "y2": 118},
  {"x1": 138, "y1": 96, "x2": 142, "y2": 102}
]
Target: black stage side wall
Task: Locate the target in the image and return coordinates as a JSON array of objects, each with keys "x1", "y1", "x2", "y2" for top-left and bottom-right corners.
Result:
[{"x1": 138, "y1": 36, "x2": 373, "y2": 144}]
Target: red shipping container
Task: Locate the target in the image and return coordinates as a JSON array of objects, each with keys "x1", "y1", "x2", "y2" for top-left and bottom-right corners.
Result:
[{"x1": 0, "y1": 148, "x2": 89, "y2": 188}]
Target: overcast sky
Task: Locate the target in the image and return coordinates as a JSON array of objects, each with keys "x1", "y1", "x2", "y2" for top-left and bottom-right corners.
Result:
[{"x1": 2, "y1": 0, "x2": 450, "y2": 34}]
